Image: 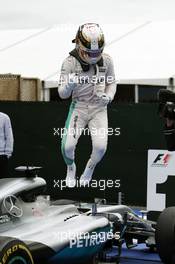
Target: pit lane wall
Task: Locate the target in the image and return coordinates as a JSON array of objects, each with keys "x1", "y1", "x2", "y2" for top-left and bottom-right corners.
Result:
[{"x1": 0, "y1": 101, "x2": 166, "y2": 206}]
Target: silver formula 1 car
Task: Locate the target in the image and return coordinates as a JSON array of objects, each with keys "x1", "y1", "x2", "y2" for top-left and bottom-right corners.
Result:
[
  {"x1": 0, "y1": 167, "x2": 110, "y2": 264},
  {"x1": 0, "y1": 167, "x2": 156, "y2": 264}
]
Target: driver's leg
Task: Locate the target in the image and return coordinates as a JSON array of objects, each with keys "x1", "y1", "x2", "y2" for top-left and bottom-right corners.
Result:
[
  {"x1": 61, "y1": 103, "x2": 87, "y2": 187},
  {"x1": 80, "y1": 108, "x2": 108, "y2": 185}
]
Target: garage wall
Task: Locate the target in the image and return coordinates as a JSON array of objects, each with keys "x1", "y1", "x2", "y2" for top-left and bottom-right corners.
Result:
[
  {"x1": 0, "y1": 74, "x2": 41, "y2": 101},
  {"x1": 0, "y1": 75, "x2": 20, "y2": 100},
  {"x1": 0, "y1": 101, "x2": 165, "y2": 206}
]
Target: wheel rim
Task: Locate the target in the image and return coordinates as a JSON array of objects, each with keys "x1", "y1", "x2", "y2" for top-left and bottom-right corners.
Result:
[{"x1": 9, "y1": 256, "x2": 27, "y2": 264}]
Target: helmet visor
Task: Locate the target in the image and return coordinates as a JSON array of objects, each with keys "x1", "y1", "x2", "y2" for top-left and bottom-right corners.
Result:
[
  {"x1": 78, "y1": 44, "x2": 103, "y2": 57},
  {"x1": 77, "y1": 44, "x2": 103, "y2": 64},
  {"x1": 86, "y1": 50, "x2": 102, "y2": 58}
]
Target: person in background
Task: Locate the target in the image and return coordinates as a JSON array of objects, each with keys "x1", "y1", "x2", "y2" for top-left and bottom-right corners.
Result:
[
  {"x1": 158, "y1": 89, "x2": 175, "y2": 150},
  {"x1": 0, "y1": 112, "x2": 14, "y2": 177}
]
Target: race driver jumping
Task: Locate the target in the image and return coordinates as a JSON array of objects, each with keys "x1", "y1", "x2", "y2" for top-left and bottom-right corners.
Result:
[{"x1": 58, "y1": 23, "x2": 116, "y2": 187}]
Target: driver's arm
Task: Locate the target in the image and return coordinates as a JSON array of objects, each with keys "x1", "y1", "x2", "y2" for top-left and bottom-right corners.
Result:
[
  {"x1": 58, "y1": 56, "x2": 75, "y2": 99},
  {"x1": 105, "y1": 56, "x2": 117, "y2": 102}
]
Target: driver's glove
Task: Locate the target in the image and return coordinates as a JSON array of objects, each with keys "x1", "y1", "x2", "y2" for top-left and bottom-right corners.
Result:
[
  {"x1": 65, "y1": 73, "x2": 79, "y2": 91},
  {"x1": 98, "y1": 93, "x2": 111, "y2": 106}
]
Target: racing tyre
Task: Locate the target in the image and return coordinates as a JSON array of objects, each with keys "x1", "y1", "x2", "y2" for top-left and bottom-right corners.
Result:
[
  {"x1": 156, "y1": 207, "x2": 175, "y2": 264},
  {"x1": 0, "y1": 238, "x2": 34, "y2": 264}
]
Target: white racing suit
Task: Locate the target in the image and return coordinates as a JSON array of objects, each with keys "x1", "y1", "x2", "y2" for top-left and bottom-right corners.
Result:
[{"x1": 58, "y1": 49, "x2": 116, "y2": 179}]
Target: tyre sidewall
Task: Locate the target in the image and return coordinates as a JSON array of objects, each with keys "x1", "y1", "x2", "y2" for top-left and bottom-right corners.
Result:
[
  {"x1": 156, "y1": 207, "x2": 175, "y2": 263},
  {"x1": 0, "y1": 239, "x2": 34, "y2": 264}
]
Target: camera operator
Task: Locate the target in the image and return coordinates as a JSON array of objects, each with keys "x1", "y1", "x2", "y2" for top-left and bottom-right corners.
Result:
[{"x1": 158, "y1": 89, "x2": 175, "y2": 151}]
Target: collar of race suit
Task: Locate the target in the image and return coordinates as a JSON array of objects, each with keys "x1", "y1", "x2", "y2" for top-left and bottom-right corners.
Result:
[{"x1": 69, "y1": 48, "x2": 103, "y2": 72}]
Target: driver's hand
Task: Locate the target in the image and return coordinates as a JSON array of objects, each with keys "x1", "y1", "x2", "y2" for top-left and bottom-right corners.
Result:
[
  {"x1": 98, "y1": 93, "x2": 111, "y2": 106},
  {"x1": 66, "y1": 73, "x2": 79, "y2": 91}
]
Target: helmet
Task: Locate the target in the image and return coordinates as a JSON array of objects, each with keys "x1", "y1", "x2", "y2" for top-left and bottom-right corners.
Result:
[{"x1": 73, "y1": 23, "x2": 105, "y2": 65}]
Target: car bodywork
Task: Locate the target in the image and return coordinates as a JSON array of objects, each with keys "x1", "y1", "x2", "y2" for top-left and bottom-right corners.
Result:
[
  {"x1": 0, "y1": 167, "x2": 110, "y2": 264},
  {"x1": 78, "y1": 202, "x2": 156, "y2": 253}
]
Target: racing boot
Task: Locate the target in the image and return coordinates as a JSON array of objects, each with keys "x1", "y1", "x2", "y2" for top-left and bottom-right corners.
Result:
[
  {"x1": 79, "y1": 159, "x2": 95, "y2": 187},
  {"x1": 65, "y1": 162, "x2": 76, "y2": 188}
]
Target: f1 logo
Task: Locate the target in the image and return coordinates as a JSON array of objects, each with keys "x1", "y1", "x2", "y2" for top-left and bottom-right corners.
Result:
[
  {"x1": 147, "y1": 150, "x2": 175, "y2": 212},
  {"x1": 152, "y1": 153, "x2": 171, "y2": 166}
]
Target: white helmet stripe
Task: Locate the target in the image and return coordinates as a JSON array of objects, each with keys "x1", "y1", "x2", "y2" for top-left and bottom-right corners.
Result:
[{"x1": 91, "y1": 38, "x2": 99, "y2": 50}]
